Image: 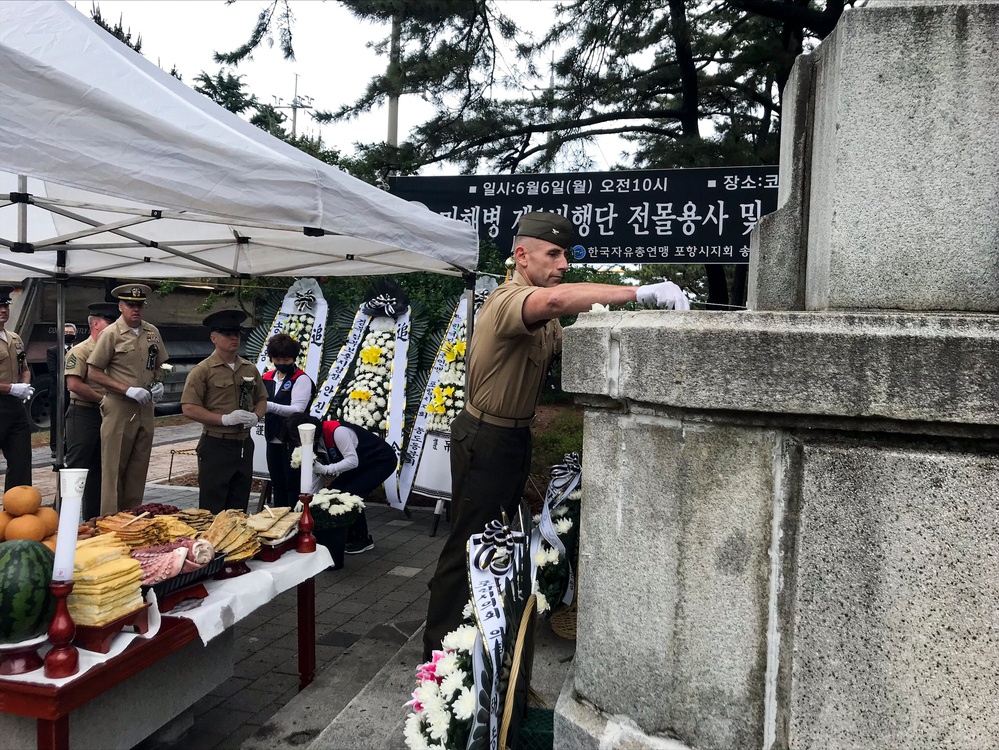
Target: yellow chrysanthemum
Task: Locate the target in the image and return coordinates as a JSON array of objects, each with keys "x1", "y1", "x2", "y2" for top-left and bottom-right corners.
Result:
[
  {"x1": 350, "y1": 389, "x2": 372, "y2": 401},
  {"x1": 360, "y1": 346, "x2": 383, "y2": 365},
  {"x1": 443, "y1": 340, "x2": 466, "y2": 363},
  {"x1": 442, "y1": 386, "x2": 455, "y2": 397}
]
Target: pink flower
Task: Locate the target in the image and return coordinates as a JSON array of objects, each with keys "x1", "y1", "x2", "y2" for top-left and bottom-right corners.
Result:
[
  {"x1": 415, "y1": 650, "x2": 447, "y2": 683},
  {"x1": 405, "y1": 688, "x2": 424, "y2": 712}
]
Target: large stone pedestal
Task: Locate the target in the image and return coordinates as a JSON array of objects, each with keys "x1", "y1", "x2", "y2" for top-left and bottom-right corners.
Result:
[{"x1": 554, "y1": 311, "x2": 998, "y2": 749}]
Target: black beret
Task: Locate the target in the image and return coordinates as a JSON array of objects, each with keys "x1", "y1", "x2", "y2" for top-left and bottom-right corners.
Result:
[
  {"x1": 515, "y1": 211, "x2": 575, "y2": 250},
  {"x1": 204, "y1": 309, "x2": 248, "y2": 333},
  {"x1": 88, "y1": 302, "x2": 120, "y2": 321}
]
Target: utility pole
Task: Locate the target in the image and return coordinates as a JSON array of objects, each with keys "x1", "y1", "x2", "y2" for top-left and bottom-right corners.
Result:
[
  {"x1": 273, "y1": 73, "x2": 314, "y2": 139},
  {"x1": 387, "y1": 14, "x2": 401, "y2": 148}
]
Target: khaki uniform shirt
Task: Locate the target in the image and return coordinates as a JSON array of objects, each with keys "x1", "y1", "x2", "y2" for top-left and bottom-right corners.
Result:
[
  {"x1": 181, "y1": 352, "x2": 267, "y2": 436},
  {"x1": 87, "y1": 316, "x2": 168, "y2": 391},
  {"x1": 64, "y1": 336, "x2": 105, "y2": 405},
  {"x1": 465, "y1": 270, "x2": 562, "y2": 420},
  {"x1": 0, "y1": 329, "x2": 28, "y2": 386}
]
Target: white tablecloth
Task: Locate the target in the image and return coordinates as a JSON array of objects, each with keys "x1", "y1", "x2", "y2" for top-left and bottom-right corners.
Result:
[{"x1": 2, "y1": 545, "x2": 332, "y2": 687}]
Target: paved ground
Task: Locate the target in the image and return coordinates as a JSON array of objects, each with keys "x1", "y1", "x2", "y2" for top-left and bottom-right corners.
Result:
[{"x1": 3, "y1": 425, "x2": 575, "y2": 750}]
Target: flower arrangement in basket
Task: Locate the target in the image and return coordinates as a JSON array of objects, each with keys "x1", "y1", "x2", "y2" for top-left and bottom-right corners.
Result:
[
  {"x1": 532, "y1": 489, "x2": 581, "y2": 615},
  {"x1": 340, "y1": 317, "x2": 395, "y2": 432},
  {"x1": 404, "y1": 601, "x2": 479, "y2": 750},
  {"x1": 294, "y1": 488, "x2": 364, "y2": 531},
  {"x1": 424, "y1": 322, "x2": 466, "y2": 434}
]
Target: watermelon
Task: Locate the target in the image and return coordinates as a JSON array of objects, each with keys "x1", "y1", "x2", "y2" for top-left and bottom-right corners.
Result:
[{"x1": 0, "y1": 539, "x2": 56, "y2": 644}]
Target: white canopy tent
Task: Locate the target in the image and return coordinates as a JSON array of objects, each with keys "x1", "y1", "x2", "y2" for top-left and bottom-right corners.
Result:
[
  {"x1": 0, "y1": 0, "x2": 479, "y2": 477},
  {"x1": 0, "y1": 0, "x2": 478, "y2": 280}
]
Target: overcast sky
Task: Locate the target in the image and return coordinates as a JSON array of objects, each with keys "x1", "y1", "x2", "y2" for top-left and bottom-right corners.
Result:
[{"x1": 76, "y1": 1, "x2": 632, "y2": 175}]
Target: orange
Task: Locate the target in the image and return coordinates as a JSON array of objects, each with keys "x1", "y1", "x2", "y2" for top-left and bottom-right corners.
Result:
[
  {"x1": 4, "y1": 514, "x2": 46, "y2": 542},
  {"x1": 2, "y1": 486, "x2": 43, "y2": 517}
]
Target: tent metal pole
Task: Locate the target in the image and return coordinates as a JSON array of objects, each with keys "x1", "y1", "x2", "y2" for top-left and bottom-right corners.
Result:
[{"x1": 54, "y1": 251, "x2": 67, "y2": 490}]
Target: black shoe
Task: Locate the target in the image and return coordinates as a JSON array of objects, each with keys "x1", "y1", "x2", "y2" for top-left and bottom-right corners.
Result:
[{"x1": 345, "y1": 537, "x2": 374, "y2": 555}]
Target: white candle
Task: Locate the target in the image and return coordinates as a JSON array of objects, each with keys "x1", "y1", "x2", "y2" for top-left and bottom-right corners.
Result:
[
  {"x1": 298, "y1": 423, "x2": 316, "y2": 495},
  {"x1": 52, "y1": 469, "x2": 88, "y2": 581}
]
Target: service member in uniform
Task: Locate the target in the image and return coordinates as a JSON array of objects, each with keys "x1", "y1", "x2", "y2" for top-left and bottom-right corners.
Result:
[
  {"x1": 0, "y1": 285, "x2": 34, "y2": 490},
  {"x1": 64, "y1": 303, "x2": 120, "y2": 521},
  {"x1": 423, "y1": 211, "x2": 691, "y2": 656},
  {"x1": 47, "y1": 322, "x2": 77, "y2": 461},
  {"x1": 181, "y1": 310, "x2": 267, "y2": 514},
  {"x1": 262, "y1": 333, "x2": 315, "y2": 508},
  {"x1": 87, "y1": 284, "x2": 169, "y2": 514}
]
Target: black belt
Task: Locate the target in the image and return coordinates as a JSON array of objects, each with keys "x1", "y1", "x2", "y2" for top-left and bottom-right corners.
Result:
[
  {"x1": 464, "y1": 404, "x2": 534, "y2": 429},
  {"x1": 69, "y1": 401, "x2": 99, "y2": 409},
  {"x1": 203, "y1": 430, "x2": 251, "y2": 441}
]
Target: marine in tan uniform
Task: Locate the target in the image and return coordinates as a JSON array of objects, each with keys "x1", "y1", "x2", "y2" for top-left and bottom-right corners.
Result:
[
  {"x1": 64, "y1": 302, "x2": 119, "y2": 520},
  {"x1": 423, "y1": 211, "x2": 691, "y2": 656},
  {"x1": 0, "y1": 285, "x2": 34, "y2": 490},
  {"x1": 181, "y1": 310, "x2": 267, "y2": 514},
  {"x1": 87, "y1": 284, "x2": 169, "y2": 514}
]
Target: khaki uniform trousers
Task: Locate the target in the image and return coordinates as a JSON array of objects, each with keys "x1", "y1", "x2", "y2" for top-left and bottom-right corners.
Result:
[{"x1": 99, "y1": 393, "x2": 154, "y2": 514}]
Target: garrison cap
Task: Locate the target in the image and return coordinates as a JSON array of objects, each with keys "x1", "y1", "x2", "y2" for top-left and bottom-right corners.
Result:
[
  {"x1": 0, "y1": 285, "x2": 13, "y2": 305},
  {"x1": 112, "y1": 283, "x2": 152, "y2": 304},
  {"x1": 515, "y1": 211, "x2": 575, "y2": 250},
  {"x1": 88, "y1": 302, "x2": 120, "y2": 321},
  {"x1": 203, "y1": 309, "x2": 248, "y2": 333}
]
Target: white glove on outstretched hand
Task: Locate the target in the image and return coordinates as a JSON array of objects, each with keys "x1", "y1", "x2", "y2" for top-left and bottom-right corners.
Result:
[
  {"x1": 221, "y1": 409, "x2": 258, "y2": 427},
  {"x1": 636, "y1": 281, "x2": 691, "y2": 311},
  {"x1": 125, "y1": 386, "x2": 152, "y2": 404},
  {"x1": 9, "y1": 383, "x2": 34, "y2": 401},
  {"x1": 150, "y1": 382, "x2": 165, "y2": 403},
  {"x1": 312, "y1": 463, "x2": 337, "y2": 477}
]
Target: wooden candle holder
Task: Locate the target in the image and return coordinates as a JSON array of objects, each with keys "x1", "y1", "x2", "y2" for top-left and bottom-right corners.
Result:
[
  {"x1": 44, "y1": 580, "x2": 79, "y2": 678},
  {"x1": 296, "y1": 493, "x2": 316, "y2": 553}
]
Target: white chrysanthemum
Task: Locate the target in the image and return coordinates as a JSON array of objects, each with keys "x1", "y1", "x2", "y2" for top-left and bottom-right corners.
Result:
[
  {"x1": 551, "y1": 505, "x2": 569, "y2": 518},
  {"x1": 438, "y1": 668, "x2": 465, "y2": 699},
  {"x1": 453, "y1": 686, "x2": 476, "y2": 721},
  {"x1": 533, "y1": 550, "x2": 549, "y2": 568},
  {"x1": 536, "y1": 591, "x2": 550, "y2": 614},
  {"x1": 290, "y1": 446, "x2": 302, "y2": 469},
  {"x1": 371, "y1": 317, "x2": 395, "y2": 332},
  {"x1": 461, "y1": 599, "x2": 474, "y2": 621},
  {"x1": 441, "y1": 624, "x2": 477, "y2": 653},
  {"x1": 554, "y1": 517, "x2": 573, "y2": 535},
  {"x1": 435, "y1": 652, "x2": 459, "y2": 679},
  {"x1": 569, "y1": 489, "x2": 583, "y2": 501},
  {"x1": 425, "y1": 706, "x2": 450, "y2": 742},
  {"x1": 532, "y1": 514, "x2": 542, "y2": 525},
  {"x1": 403, "y1": 713, "x2": 428, "y2": 750},
  {"x1": 588, "y1": 303, "x2": 610, "y2": 313}
]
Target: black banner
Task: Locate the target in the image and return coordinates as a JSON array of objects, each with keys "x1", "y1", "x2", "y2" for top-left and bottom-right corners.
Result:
[{"x1": 389, "y1": 166, "x2": 778, "y2": 264}]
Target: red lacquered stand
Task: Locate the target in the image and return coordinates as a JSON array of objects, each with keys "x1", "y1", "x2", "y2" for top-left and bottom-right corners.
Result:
[
  {"x1": 296, "y1": 493, "x2": 316, "y2": 553},
  {"x1": 0, "y1": 638, "x2": 44, "y2": 676},
  {"x1": 43, "y1": 581, "x2": 79, "y2": 679}
]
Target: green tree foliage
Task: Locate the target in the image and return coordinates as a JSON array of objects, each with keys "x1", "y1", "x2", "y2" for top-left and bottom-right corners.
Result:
[
  {"x1": 193, "y1": 70, "x2": 259, "y2": 114},
  {"x1": 90, "y1": 2, "x2": 142, "y2": 53}
]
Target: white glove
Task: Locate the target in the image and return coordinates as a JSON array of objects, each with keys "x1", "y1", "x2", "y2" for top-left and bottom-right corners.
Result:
[
  {"x1": 150, "y1": 382, "x2": 165, "y2": 403},
  {"x1": 636, "y1": 281, "x2": 690, "y2": 311},
  {"x1": 265, "y1": 401, "x2": 281, "y2": 414},
  {"x1": 221, "y1": 409, "x2": 258, "y2": 427},
  {"x1": 125, "y1": 386, "x2": 152, "y2": 404},
  {"x1": 9, "y1": 383, "x2": 34, "y2": 400},
  {"x1": 312, "y1": 463, "x2": 336, "y2": 477}
]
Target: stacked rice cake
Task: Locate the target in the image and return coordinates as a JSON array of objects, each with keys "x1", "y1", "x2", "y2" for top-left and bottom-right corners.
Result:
[
  {"x1": 203, "y1": 509, "x2": 259, "y2": 562},
  {"x1": 174, "y1": 508, "x2": 214, "y2": 533},
  {"x1": 96, "y1": 512, "x2": 170, "y2": 549},
  {"x1": 247, "y1": 507, "x2": 301, "y2": 544},
  {"x1": 69, "y1": 534, "x2": 145, "y2": 626}
]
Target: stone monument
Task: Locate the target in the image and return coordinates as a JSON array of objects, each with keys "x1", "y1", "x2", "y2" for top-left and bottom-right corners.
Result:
[{"x1": 555, "y1": 2, "x2": 998, "y2": 749}]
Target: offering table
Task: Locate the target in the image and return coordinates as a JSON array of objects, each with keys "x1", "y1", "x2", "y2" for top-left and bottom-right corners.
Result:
[{"x1": 0, "y1": 548, "x2": 332, "y2": 750}]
